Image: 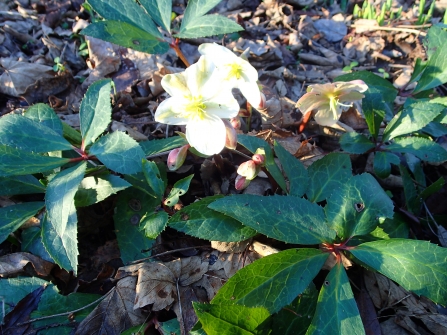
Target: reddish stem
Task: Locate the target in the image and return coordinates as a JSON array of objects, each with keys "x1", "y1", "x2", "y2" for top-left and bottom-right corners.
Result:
[
  {"x1": 298, "y1": 112, "x2": 312, "y2": 133},
  {"x1": 169, "y1": 38, "x2": 190, "y2": 67}
]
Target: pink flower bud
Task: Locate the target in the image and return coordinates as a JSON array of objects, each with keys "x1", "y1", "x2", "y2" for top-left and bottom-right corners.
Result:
[
  {"x1": 230, "y1": 117, "x2": 241, "y2": 130},
  {"x1": 258, "y1": 92, "x2": 266, "y2": 110},
  {"x1": 223, "y1": 119, "x2": 238, "y2": 150},
  {"x1": 167, "y1": 144, "x2": 190, "y2": 171},
  {"x1": 251, "y1": 153, "x2": 265, "y2": 166},
  {"x1": 237, "y1": 160, "x2": 260, "y2": 180},
  {"x1": 235, "y1": 175, "x2": 250, "y2": 190}
]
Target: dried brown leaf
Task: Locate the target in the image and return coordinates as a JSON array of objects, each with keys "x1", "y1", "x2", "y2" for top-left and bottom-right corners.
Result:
[{"x1": 0, "y1": 252, "x2": 55, "y2": 278}]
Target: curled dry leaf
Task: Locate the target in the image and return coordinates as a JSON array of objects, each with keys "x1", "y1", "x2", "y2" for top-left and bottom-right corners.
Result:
[{"x1": 0, "y1": 252, "x2": 55, "y2": 278}]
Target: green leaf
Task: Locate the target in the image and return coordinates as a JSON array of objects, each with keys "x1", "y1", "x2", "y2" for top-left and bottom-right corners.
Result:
[
  {"x1": 399, "y1": 164, "x2": 421, "y2": 214},
  {"x1": 140, "y1": 136, "x2": 188, "y2": 156},
  {"x1": 181, "y1": 0, "x2": 222, "y2": 28},
  {"x1": 62, "y1": 121, "x2": 83, "y2": 146},
  {"x1": 139, "y1": 0, "x2": 172, "y2": 32},
  {"x1": 209, "y1": 194, "x2": 335, "y2": 244},
  {"x1": 383, "y1": 100, "x2": 445, "y2": 141},
  {"x1": 0, "y1": 277, "x2": 48, "y2": 316},
  {"x1": 339, "y1": 132, "x2": 375, "y2": 154},
  {"x1": 87, "y1": 0, "x2": 163, "y2": 38},
  {"x1": 212, "y1": 248, "x2": 329, "y2": 313},
  {"x1": 120, "y1": 324, "x2": 149, "y2": 335},
  {"x1": 350, "y1": 239, "x2": 447, "y2": 306},
  {"x1": 237, "y1": 134, "x2": 287, "y2": 192},
  {"x1": 414, "y1": 32, "x2": 447, "y2": 93},
  {"x1": 141, "y1": 210, "x2": 168, "y2": 239},
  {"x1": 0, "y1": 145, "x2": 70, "y2": 177},
  {"x1": 424, "y1": 25, "x2": 447, "y2": 59},
  {"x1": 176, "y1": 14, "x2": 243, "y2": 39},
  {"x1": 306, "y1": 153, "x2": 352, "y2": 203},
  {"x1": 81, "y1": 21, "x2": 169, "y2": 55},
  {"x1": 164, "y1": 174, "x2": 194, "y2": 207},
  {"x1": 271, "y1": 283, "x2": 318, "y2": 335},
  {"x1": 26, "y1": 103, "x2": 63, "y2": 135},
  {"x1": 113, "y1": 187, "x2": 158, "y2": 264},
  {"x1": 194, "y1": 303, "x2": 271, "y2": 335},
  {"x1": 373, "y1": 151, "x2": 400, "y2": 178},
  {"x1": 325, "y1": 174, "x2": 394, "y2": 240},
  {"x1": 89, "y1": 131, "x2": 146, "y2": 174},
  {"x1": 0, "y1": 114, "x2": 72, "y2": 152},
  {"x1": 43, "y1": 162, "x2": 86, "y2": 273},
  {"x1": 79, "y1": 79, "x2": 112, "y2": 148},
  {"x1": 21, "y1": 226, "x2": 54, "y2": 263},
  {"x1": 74, "y1": 174, "x2": 131, "y2": 207},
  {"x1": 420, "y1": 177, "x2": 445, "y2": 200},
  {"x1": 306, "y1": 263, "x2": 365, "y2": 335},
  {"x1": 0, "y1": 175, "x2": 45, "y2": 195},
  {"x1": 274, "y1": 141, "x2": 308, "y2": 197},
  {"x1": 384, "y1": 137, "x2": 447, "y2": 163},
  {"x1": 142, "y1": 159, "x2": 165, "y2": 199},
  {"x1": 169, "y1": 195, "x2": 257, "y2": 242},
  {"x1": 31, "y1": 285, "x2": 101, "y2": 335},
  {"x1": 336, "y1": 71, "x2": 397, "y2": 138},
  {"x1": 376, "y1": 213, "x2": 409, "y2": 239},
  {"x1": 124, "y1": 171, "x2": 162, "y2": 196},
  {"x1": 0, "y1": 202, "x2": 45, "y2": 244}
]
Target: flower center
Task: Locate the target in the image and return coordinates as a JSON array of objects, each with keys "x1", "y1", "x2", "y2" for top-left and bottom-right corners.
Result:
[
  {"x1": 184, "y1": 96, "x2": 207, "y2": 120},
  {"x1": 228, "y1": 63, "x2": 243, "y2": 80}
]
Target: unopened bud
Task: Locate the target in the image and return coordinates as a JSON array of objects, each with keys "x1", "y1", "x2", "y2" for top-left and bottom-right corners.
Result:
[
  {"x1": 258, "y1": 92, "x2": 266, "y2": 110},
  {"x1": 230, "y1": 117, "x2": 241, "y2": 130},
  {"x1": 235, "y1": 175, "x2": 250, "y2": 191},
  {"x1": 251, "y1": 153, "x2": 265, "y2": 166},
  {"x1": 167, "y1": 144, "x2": 190, "y2": 171},
  {"x1": 237, "y1": 160, "x2": 260, "y2": 180},
  {"x1": 223, "y1": 119, "x2": 238, "y2": 150}
]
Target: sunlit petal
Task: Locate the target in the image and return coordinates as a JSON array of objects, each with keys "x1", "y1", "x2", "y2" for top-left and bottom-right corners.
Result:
[
  {"x1": 238, "y1": 81, "x2": 261, "y2": 109},
  {"x1": 335, "y1": 80, "x2": 368, "y2": 93},
  {"x1": 161, "y1": 72, "x2": 189, "y2": 98},
  {"x1": 338, "y1": 91, "x2": 365, "y2": 103},
  {"x1": 186, "y1": 116, "x2": 226, "y2": 155},
  {"x1": 185, "y1": 56, "x2": 216, "y2": 98},
  {"x1": 205, "y1": 93, "x2": 240, "y2": 119},
  {"x1": 314, "y1": 106, "x2": 342, "y2": 126},
  {"x1": 155, "y1": 97, "x2": 191, "y2": 125}
]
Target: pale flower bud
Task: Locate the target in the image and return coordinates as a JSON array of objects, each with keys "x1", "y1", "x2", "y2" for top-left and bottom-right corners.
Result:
[
  {"x1": 167, "y1": 144, "x2": 190, "y2": 171},
  {"x1": 251, "y1": 153, "x2": 265, "y2": 166},
  {"x1": 223, "y1": 119, "x2": 238, "y2": 150},
  {"x1": 230, "y1": 117, "x2": 241, "y2": 130},
  {"x1": 235, "y1": 175, "x2": 250, "y2": 191},
  {"x1": 237, "y1": 160, "x2": 260, "y2": 180},
  {"x1": 258, "y1": 92, "x2": 266, "y2": 110}
]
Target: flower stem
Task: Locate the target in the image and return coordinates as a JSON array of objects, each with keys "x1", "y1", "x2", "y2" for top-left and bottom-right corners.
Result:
[{"x1": 169, "y1": 38, "x2": 190, "y2": 67}]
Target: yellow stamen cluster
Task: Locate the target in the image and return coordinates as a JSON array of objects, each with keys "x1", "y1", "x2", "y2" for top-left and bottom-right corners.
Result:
[{"x1": 183, "y1": 96, "x2": 206, "y2": 120}]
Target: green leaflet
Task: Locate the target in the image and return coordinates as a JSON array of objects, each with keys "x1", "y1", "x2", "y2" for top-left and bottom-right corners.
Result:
[
  {"x1": 89, "y1": 131, "x2": 146, "y2": 174},
  {"x1": 339, "y1": 132, "x2": 375, "y2": 154},
  {"x1": 180, "y1": 0, "x2": 222, "y2": 28},
  {"x1": 26, "y1": 103, "x2": 63, "y2": 135},
  {"x1": 142, "y1": 159, "x2": 165, "y2": 199},
  {"x1": 0, "y1": 114, "x2": 72, "y2": 153},
  {"x1": 0, "y1": 175, "x2": 45, "y2": 195},
  {"x1": 212, "y1": 249, "x2": 329, "y2": 313},
  {"x1": 350, "y1": 239, "x2": 447, "y2": 306},
  {"x1": 373, "y1": 151, "x2": 400, "y2": 179},
  {"x1": 209, "y1": 194, "x2": 336, "y2": 244},
  {"x1": 139, "y1": 0, "x2": 172, "y2": 32},
  {"x1": 0, "y1": 145, "x2": 70, "y2": 177},
  {"x1": 384, "y1": 137, "x2": 447, "y2": 163},
  {"x1": 79, "y1": 79, "x2": 112, "y2": 148},
  {"x1": 306, "y1": 153, "x2": 352, "y2": 203},
  {"x1": 141, "y1": 211, "x2": 168, "y2": 239},
  {"x1": 169, "y1": 195, "x2": 257, "y2": 242},
  {"x1": 325, "y1": 173, "x2": 394, "y2": 240},
  {"x1": 383, "y1": 99, "x2": 445, "y2": 141},
  {"x1": 194, "y1": 303, "x2": 271, "y2": 335},
  {"x1": 274, "y1": 141, "x2": 308, "y2": 197},
  {"x1": 81, "y1": 21, "x2": 169, "y2": 55},
  {"x1": 164, "y1": 174, "x2": 194, "y2": 207},
  {"x1": 0, "y1": 202, "x2": 45, "y2": 244},
  {"x1": 140, "y1": 136, "x2": 188, "y2": 156},
  {"x1": 21, "y1": 226, "x2": 54, "y2": 263},
  {"x1": 176, "y1": 15, "x2": 243, "y2": 39},
  {"x1": 306, "y1": 264, "x2": 365, "y2": 335}
]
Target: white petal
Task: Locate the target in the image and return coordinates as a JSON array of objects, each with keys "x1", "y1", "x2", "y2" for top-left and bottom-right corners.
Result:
[
  {"x1": 186, "y1": 116, "x2": 226, "y2": 155},
  {"x1": 161, "y1": 72, "x2": 190, "y2": 97},
  {"x1": 184, "y1": 56, "x2": 217, "y2": 98},
  {"x1": 238, "y1": 81, "x2": 261, "y2": 109},
  {"x1": 155, "y1": 97, "x2": 190, "y2": 125},
  {"x1": 198, "y1": 43, "x2": 237, "y2": 67},
  {"x1": 204, "y1": 91, "x2": 240, "y2": 119},
  {"x1": 314, "y1": 106, "x2": 342, "y2": 126}
]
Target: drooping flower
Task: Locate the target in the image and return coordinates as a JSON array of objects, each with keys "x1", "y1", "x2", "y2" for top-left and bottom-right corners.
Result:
[
  {"x1": 198, "y1": 43, "x2": 262, "y2": 109},
  {"x1": 296, "y1": 80, "x2": 368, "y2": 127},
  {"x1": 223, "y1": 119, "x2": 238, "y2": 150},
  {"x1": 155, "y1": 56, "x2": 240, "y2": 156}
]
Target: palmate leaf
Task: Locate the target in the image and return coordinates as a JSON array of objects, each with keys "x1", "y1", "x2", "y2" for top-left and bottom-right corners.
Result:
[
  {"x1": 194, "y1": 303, "x2": 271, "y2": 335},
  {"x1": 79, "y1": 79, "x2": 112, "y2": 148},
  {"x1": 350, "y1": 239, "x2": 447, "y2": 306},
  {"x1": 26, "y1": 103, "x2": 63, "y2": 135},
  {"x1": 89, "y1": 131, "x2": 146, "y2": 174},
  {"x1": 0, "y1": 114, "x2": 72, "y2": 153},
  {"x1": 211, "y1": 248, "x2": 329, "y2": 313},
  {"x1": 176, "y1": 15, "x2": 243, "y2": 39},
  {"x1": 0, "y1": 202, "x2": 45, "y2": 244},
  {"x1": 325, "y1": 173, "x2": 394, "y2": 240},
  {"x1": 139, "y1": 0, "x2": 172, "y2": 32},
  {"x1": 169, "y1": 195, "x2": 257, "y2": 242},
  {"x1": 81, "y1": 21, "x2": 169, "y2": 55},
  {"x1": 0, "y1": 145, "x2": 70, "y2": 177},
  {"x1": 306, "y1": 263, "x2": 365, "y2": 335},
  {"x1": 209, "y1": 194, "x2": 336, "y2": 244}
]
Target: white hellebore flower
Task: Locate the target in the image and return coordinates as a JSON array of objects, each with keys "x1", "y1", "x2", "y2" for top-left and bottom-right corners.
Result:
[
  {"x1": 296, "y1": 80, "x2": 368, "y2": 127},
  {"x1": 155, "y1": 56, "x2": 240, "y2": 156},
  {"x1": 198, "y1": 43, "x2": 262, "y2": 109}
]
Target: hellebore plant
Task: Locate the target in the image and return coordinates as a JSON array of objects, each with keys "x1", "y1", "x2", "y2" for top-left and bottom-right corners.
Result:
[{"x1": 296, "y1": 80, "x2": 368, "y2": 127}]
